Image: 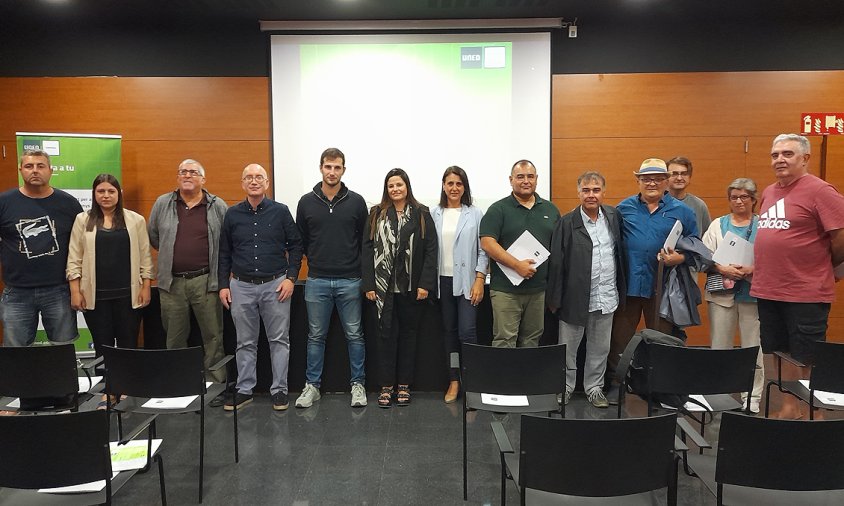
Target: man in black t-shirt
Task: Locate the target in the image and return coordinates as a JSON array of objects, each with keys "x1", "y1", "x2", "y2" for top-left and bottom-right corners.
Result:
[{"x1": 0, "y1": 149, "x2": 82, "y2": 346}]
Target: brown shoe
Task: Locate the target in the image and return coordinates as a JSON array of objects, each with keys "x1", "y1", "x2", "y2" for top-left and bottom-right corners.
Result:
[{"x1": 444, "y1": 381, "x2": 460, "y2": 404}]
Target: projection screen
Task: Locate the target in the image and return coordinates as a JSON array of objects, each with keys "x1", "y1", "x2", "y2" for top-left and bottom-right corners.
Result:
[{"x1": 270, "y1": 32, "x2": 551, "y2": 212}]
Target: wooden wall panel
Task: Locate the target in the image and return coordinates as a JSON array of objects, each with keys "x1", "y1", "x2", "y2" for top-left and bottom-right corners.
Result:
[
  {"x1": 0, "y1": 77, "x2": 270, "y2": 141},
  {"x1": 553, "y1": 71, "x2": 844, "y2": 346},
  {"x1": 553, "y1": 71, "x2": 844, "y2": 139}
]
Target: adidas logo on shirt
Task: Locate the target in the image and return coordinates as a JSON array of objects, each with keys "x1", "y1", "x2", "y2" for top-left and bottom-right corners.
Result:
[{"x1": 758, "y1": 198, "x2": 791, "y2": 230}]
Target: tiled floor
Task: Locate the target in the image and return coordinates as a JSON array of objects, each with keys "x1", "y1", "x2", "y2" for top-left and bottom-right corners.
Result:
[{"x1": 113, "y1": 389, "x2": 727, "y2": 506}]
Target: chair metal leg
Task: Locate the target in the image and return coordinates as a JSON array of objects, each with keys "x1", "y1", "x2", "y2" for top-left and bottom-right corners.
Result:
[
  {"x1": 234, "y1": 393, "x2": 240, "y2": 463},
  {"x1": 462, "y1": 402, "x2": 468, "y2": 501},
  {"x1": 669, "y1": 456, "x2": 678, "y2": 506},
  {"x1": 500, "y1": 452, "x2": 507, "y2": 506},
  {"x1": 199, "y1": 404, "x2": 205, "y2": 503},
  {"x1": 157, "y1": 454, "x2": 167, "y2": 506}
]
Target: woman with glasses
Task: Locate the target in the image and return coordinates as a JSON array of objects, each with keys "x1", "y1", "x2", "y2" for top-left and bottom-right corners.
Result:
[
  {"x1": 431, "y1": 166, "x2": 488, "y2": 403},
  {"x1": 362, "y1": 169, "x2": 438, "y2": 408},
  {"x1": 701, "y1": 177, "x2": 764, "y2": 413}
]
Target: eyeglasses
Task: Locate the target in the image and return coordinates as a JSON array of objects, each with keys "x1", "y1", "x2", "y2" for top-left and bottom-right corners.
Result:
[
  {"x1": 669, "y1": 171, "x2": 689, "y2": 177},
  {"x1": 729, "y1": 194, "x2": 752, "y2": 201},
  {"x1": 178, "y1": 169, "x2": 202, "y2": 177},
  {"x1": 638, "y1": 177, "x2": 667, "y2": 185},
  {"x1": 242, "y1": 175, "x2": 266, "y2": 183}
]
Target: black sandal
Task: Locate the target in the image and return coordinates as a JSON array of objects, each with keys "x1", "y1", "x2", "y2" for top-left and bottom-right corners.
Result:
[
  {"x1": 378, "y1": 386, "x2": 394, "y2": 408},
  {"x1": 396, "y1": 385, "x2": 411, "y2": 406}
]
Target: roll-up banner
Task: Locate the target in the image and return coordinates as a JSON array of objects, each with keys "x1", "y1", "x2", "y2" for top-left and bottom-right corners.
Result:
[{"x1": 16, "y1": 132, "x2": 122, "y2": 354}]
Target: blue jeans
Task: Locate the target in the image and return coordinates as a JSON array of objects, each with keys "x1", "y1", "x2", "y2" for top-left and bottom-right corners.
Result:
[
  {"x1": 439, "y1": 276, "x2": 478, "y2": 380},
  {"x1": 229, "y1": 278, "x2": 291, "y2": 395},
  {"x1": 304, "y1": 277, "x2": 365, "y2": 387},
  {"x1": 1, "y1": 284, "x2": 78, "y2": 346}
]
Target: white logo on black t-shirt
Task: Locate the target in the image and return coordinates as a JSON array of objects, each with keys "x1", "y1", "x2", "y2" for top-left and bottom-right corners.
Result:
[{"x1": 15, "y1": 216, "x2": 59, "y2": 258}]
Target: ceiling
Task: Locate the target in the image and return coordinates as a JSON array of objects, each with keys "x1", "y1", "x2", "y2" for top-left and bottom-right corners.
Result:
[{"x1": 3, "y1": 0, "x2": 834, "y2": 26}]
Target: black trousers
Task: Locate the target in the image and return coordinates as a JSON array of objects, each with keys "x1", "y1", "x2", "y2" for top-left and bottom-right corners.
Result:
[
  {"x1": 378, "y1": 293, "x2": 425, "y2": 387},
  {"x1": 83, "y1": 296, "x2": 141, "y2": 355}
]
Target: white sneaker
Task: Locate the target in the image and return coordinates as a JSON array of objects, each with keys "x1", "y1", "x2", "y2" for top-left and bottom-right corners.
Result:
[
  {"x1": 295, "y1": 383, "x2": 321, "y2": 408},
  {"x1": 351, "y1": 382, "x2": 367, "y2": 407},
  {"x1": 749, "y1": 398, "x2": 761, "y2": 414}
]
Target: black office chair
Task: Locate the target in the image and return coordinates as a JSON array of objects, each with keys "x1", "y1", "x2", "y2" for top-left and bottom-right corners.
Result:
[
  {"x1": 458, "y1": 343, "x2": 566, "y2": 501},
  {"x1": 100, "y1": 345, "x2": 236, "y2": 503},
  {"x1": 492, "y1": 412, "x2": 678, "y2": 505},
  {"x1": 680, "y1": 411, "x2": 844, "y2": 505},
  {"x1": 0, "y1": 342, "x2": 86, "y2": 412},
  {"x1": 764, "y1": 341, "x2": 844, "y2": 419},
  {"x1": 0, "y1": 409, "x2": 166, "y2": 505}
]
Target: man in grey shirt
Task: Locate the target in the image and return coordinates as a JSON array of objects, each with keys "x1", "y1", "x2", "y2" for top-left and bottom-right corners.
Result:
[{"x1": 667, "y1": 156, "x2": 711, "y2": 236}]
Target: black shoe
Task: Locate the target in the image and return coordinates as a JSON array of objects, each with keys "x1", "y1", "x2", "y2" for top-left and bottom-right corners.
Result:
[
  {"x1": 272, "y1": 392, "x2": 289, "y2": 411},
  {"x1": 224, "y1": 393, "x2": 253, "y2": 411},
  {"x1": 209, "y1": 393, "x2": 227, "y2": 408}
]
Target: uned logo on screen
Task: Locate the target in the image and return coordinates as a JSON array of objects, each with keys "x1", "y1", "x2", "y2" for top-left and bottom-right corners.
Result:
[{"x1": 460, "y1": 47, "x2": 483, "y2": 69}]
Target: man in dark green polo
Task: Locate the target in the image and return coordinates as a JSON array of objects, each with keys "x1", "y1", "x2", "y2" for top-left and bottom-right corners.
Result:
[{"x1": 480, "y1": 160, "x2": 560, "y2": 347}]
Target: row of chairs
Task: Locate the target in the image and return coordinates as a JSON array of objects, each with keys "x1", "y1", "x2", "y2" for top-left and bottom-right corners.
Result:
[
  {"x1": 458, "y1": 340, "x2": 844, "y2": 505},
  {"x1": 0, "y1": 343, "x2": 239, "y2": 504}
]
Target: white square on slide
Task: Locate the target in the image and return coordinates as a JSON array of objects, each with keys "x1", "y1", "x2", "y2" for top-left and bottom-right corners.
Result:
[
  {"x1": 42, "y1": 139, "x2": 60, "y2": 156},
  {"x1": 484, "y1": 46, "x2": 506, "y2": 68}
]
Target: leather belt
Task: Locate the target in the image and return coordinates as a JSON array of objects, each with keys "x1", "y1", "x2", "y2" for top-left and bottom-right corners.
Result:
[
  {"x1": 232, "y1": 272, "x2": 283, "y2": 285},
  {"x1": 172, "y1": 267, "x2": 210, "y2": 279}
]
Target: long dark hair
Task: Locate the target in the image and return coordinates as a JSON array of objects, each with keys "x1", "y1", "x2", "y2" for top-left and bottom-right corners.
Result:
[
  {"x1": 369, "y1": 168, "x2": 426, "y2": 239},
  {"x1": 86, "y1": 173, "x2": 126, "y2": 231},
  {"x1": 439, "y1": 165, "x2": 473, "y2": 208}
]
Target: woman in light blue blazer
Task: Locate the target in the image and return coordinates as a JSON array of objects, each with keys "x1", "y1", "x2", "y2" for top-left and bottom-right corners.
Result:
[{"x1": 431, "y1": 166, "x2": 489, "y2": 403}]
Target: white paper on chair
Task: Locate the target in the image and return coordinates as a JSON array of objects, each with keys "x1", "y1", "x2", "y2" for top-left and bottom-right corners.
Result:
[
  {"x1": 660, "y1": 394, "x2": 712, "y2": 412},
  {"x1": 142, "y1": 382, "x2": 213, "y2": 409},
  {"x1": 5, "y1": 377, "x2": 104, "y2": 408},
  {"x1": 38, "y1": 475, "x2": 116, "y2": 494},
  {"x1": 78, "y1": 376, "x2": 103, "y2": 393},
  {"x1": 799, "y1": 380, "x2": 844, "y2": 406},
  {"x1": 497, "y1": 230, "x2": 550, "y2": 286},
  {"x1": 110, "y1": 439, "x2": 163, "y2": 472},
  {"x1": 481, "y1": 393, "x2": 529, "y2": 406}
]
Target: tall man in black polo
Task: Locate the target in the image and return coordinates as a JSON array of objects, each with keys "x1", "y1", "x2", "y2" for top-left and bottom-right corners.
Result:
[
  {"x1": 219, "y1": 163, "x2": 303, "y2": 411},
  {"x1": 294, "y1": 148, "x2": 369, "y2": 408}
]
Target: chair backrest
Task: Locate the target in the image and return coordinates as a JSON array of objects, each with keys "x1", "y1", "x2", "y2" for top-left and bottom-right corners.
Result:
[
  {"x1": 716, "y1": 411, "x2": 844, "y2": 491},
  {"x1": 101, "y1": 345, "x2": 205, "y2": 398},
  {"x1": 460, "y1": 343, "x2": 565, "y2": 396},
  {"x1": 647, "y1": 344, "x2": 757, "y2": 396},
  {"x1": 0, "y1": 410, "x2": 111, "y2": 490},
  {"x1": 0, "y1": 343, "x2": 78, "y2": 398},
  {"x1": 519, "y1": 412, "x2": 676, "y2": 497},
  {"x1": 810, "y1": 341, "x2": 844, "y2": 394}
]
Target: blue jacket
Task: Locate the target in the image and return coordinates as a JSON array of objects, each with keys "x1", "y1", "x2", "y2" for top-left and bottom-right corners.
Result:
[
  {"x1": 617, "y1": 192, "x2": 698, "y2": 298},
  {"x1": 431, "y1": 204, "x2": 489, "y2": 299}
]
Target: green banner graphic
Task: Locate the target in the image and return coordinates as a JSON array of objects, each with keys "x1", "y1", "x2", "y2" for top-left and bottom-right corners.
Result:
[{"x1": 16, "y1": 132, "x2": 122, "y2": 353}]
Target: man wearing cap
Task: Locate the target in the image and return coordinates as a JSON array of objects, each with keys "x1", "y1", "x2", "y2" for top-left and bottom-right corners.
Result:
[{"x1": 607, "y1": 158, "x2": 699, "y2": 374}]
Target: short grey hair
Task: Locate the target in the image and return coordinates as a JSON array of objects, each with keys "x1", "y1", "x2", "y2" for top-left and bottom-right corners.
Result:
[
  {"x1": 773, "y1": 134, "x2": 811, "y2": 155},
  {"x1": 179, "y1": 158, "x2": 205, "y2": 177},
  {"x1": 20, "y1": 149, "x2": 51, "y2": 166},
  {"x1": 727, "y1": 177, "x2": 758, "y2": 211},
  {"x1": 577, "y1": 171, "x2": 606, "y2": 189}
]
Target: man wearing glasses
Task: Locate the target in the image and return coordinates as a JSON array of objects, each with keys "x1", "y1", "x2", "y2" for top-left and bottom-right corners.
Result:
[
  {"x1": 148, "y1": 159, "x2": 229, "y2": 405},
  {"x1": 218, "y1": 164, "x2": 303, "y2": 411},
  {"x1": 666, "y1": 156, "x2": 712, "y2": 240},
  {"x1": 607, "y1": 158, "x2": 698, "y2": 376}
]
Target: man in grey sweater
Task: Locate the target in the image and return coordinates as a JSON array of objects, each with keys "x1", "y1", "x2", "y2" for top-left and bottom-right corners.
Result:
[{"x1": 148, "y1": 159, "x2": 228, "y2": 404}]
